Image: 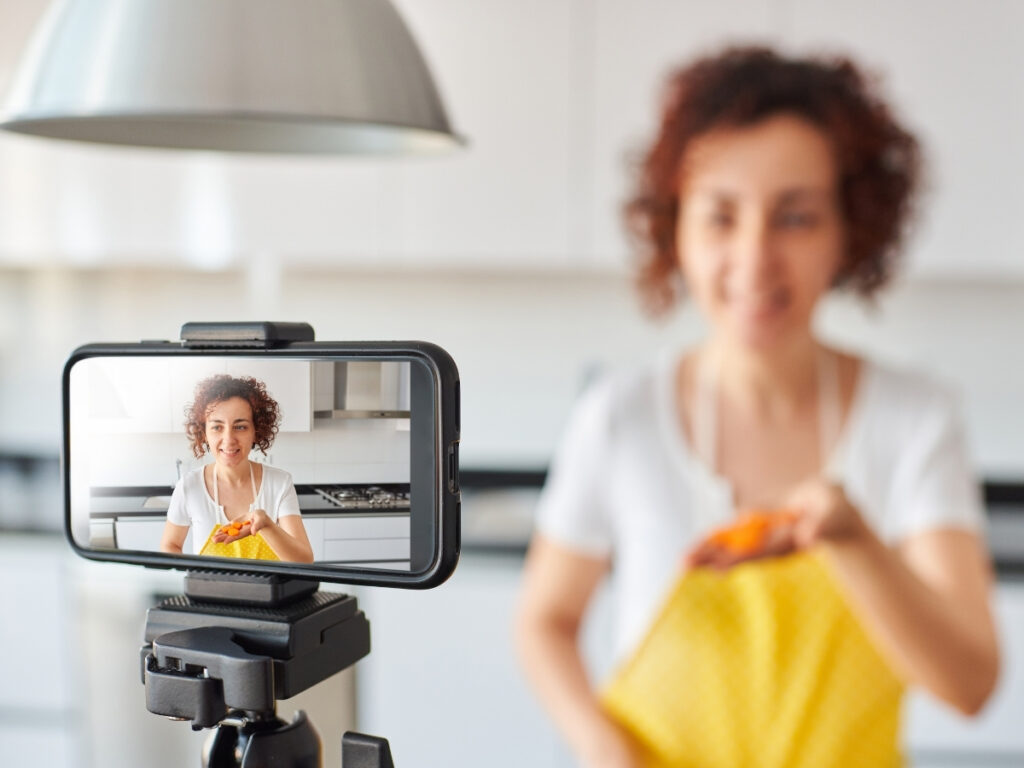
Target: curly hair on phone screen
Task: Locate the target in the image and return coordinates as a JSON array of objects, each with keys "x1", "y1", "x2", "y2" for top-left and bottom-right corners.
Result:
[
  {"x1": 626, "y1": 46, "x2": 922, "y2": 316},
  {"x1": 184, "y1": 375, "x2": 281, "y2": 458}
]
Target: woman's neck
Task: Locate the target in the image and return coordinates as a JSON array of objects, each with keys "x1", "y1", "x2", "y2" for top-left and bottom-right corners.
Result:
[
  {"x1": 704, "y1": 332, "x2": 822, "y2": 421},
  {"x1": 215, "y1": 459, "x2": 251, "y2": 486}
]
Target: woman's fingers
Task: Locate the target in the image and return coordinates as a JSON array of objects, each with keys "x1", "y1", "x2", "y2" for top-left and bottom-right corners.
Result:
[
  {"x1": 684, "y1": 511, "x2": 801, "y2": 571},
  {"x1": 250, "y1": 509, "x2": 271, "y2": 533},
  {"x1": 784, "y1": 479, "x2": 869, "y2": 546},
  {"x1": 213, "y1": 520, "x2": 254, "y2": 543}
]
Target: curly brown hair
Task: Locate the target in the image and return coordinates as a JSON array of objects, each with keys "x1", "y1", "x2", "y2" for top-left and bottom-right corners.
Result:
[
  {"x1": 184, "y1": 375, "x2": 281, "y2": 459},
  {"x1": 626, "y1": 46, "x2": 922, "y2": 316}
]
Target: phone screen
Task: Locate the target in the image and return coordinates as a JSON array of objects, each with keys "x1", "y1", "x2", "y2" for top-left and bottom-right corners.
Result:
[{"x1": 66, "y1": 354, "x2": 442, "y2": 574}]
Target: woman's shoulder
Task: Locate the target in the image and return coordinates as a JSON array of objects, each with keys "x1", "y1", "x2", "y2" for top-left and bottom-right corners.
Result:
[
  {"x1": 861, "y1": 357, "x2": 961, "y2": 409},
  {"x1": 856, "y1": 356, "x2": 964, "y2": 435},
  {"x1": 177, "y1": 464, "x2": 208, "y2": 490},
  {"x1": 573, "y1": 363, "x2": 662, "y2": 426},
  {"x1": 259, "y1": 463, "x2": 295, "y2": 488}
]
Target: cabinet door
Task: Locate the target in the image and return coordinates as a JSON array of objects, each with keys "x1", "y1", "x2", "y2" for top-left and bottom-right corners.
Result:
[
  {"x1": 383, "y1": 0, "x2": 576, "y2": 265},
  {"x1": 169, "y1": 359, "x2": 312, "y2": 433},
  {"x1": 321, "y1": 514, "x2": 410, "y2": 566},
  {"x1": 223, "y1": 359, "x2": 311, "y2": 432},
  {"x1": 354, "y1": 554, "x2": 616, "y2": 768},
  {"x1": 354, "y1": 556, "x2": 573, "y2": 768},
  {"x1": 82, "y1": 356, "x2": 175, "y2": 433},
  {"x1": 588, "y1": 0, "x2": 777, "y2": 267},
  {"x1": 785, "y1": 0, "x2": 1024, "y2": 280},
  {"x1": 115, "y1": 518, "x2": 175, "y2": 553},
  {"x1": 0, "y1": 537, "x2": 76, "y2": 714}
]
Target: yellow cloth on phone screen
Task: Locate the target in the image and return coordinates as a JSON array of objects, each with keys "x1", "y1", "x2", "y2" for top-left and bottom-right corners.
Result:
[
  {"x1": 199, "y1": 525, "x2": 280, "y2": 561},
  {"x1": 600, "y1": 551, "x2": 904, "y2": 768},
  {"x1": 197, "y1": 463, "x2": 280, "y2": 561}
]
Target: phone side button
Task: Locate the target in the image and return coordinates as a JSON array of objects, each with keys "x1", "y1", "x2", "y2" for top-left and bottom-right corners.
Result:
[{"x1": 447, "y1": 442, "x2": 459, "y2": 494}]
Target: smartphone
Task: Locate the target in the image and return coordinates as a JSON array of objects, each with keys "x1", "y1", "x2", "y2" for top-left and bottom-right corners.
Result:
[{"x1": 63, "y1": 337, "x2": 460, "y2": 588}]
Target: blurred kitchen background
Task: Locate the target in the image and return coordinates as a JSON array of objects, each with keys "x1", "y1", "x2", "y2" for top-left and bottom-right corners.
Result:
[{"x1": 1, "y1": 0, "x2": 1023, "y2": 766}]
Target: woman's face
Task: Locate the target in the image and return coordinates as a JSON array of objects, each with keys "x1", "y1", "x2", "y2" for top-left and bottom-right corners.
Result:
[
  {"x1": 676, "y1": 113, "x2": 845, "y2": 350},
  {"x1": 204, "y1": 396, "x2": 256, "y2": 468}
]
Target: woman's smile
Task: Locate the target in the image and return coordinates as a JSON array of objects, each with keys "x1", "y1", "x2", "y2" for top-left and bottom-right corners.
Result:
[
  {"x1": 203, "y1": 396, "x2": 256, "y2": 467},
  {"x1": 723, "y1": 287, "x2": 790, "y2": 319}
]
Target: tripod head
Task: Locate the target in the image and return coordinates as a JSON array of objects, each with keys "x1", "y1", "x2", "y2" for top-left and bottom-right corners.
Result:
[{"x1": 141, "y1": 572, "x2": 392, "y2": 767}]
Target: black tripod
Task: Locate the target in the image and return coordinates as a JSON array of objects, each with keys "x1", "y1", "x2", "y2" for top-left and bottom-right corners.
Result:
[{"x1": 141, "y1": 571, "x2": 395, "y2": 767}]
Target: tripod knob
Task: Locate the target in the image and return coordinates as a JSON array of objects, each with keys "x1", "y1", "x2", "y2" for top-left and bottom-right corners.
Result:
[{"x1": 342, "y1": 732, "x2": 395, "y2": 768}]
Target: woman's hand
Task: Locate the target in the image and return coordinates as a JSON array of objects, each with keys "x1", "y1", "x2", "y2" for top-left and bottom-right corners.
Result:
[
  {"x1": 685, "y1": 479, "x2": 871, "y2": 571},
  {"x1": 212, "y1": 520, "x2": 251, "y2": 544},
  {"x1": 212, "y1": 508, "x2": 277, "y2": 544},
  {"x1": 211, "y1": 509, "x2": 272, "y2": 544},
  {"x1": 785, "y1": 479, "x2": 872, "y2": 551},
  {"x1": 685, "y1": 516, "x2": 794, "y2": 570},
  {"x1": 249, "y1": 508, "x2": 274, "y2": 536}
]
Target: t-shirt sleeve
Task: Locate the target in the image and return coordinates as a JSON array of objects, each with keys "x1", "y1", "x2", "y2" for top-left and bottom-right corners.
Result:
[
  {"x1": 166, "y1": 478, "x2": 190, "y2": 526},
  {"x1": 533, "y1": 381, "x2": 615, "y2": 557},
  {"x1": 888, "y1": 381, "x2": 985, "y2": 539},
  {"x1": 275, "y1": 471, "x2": 302, "y2": 518}
]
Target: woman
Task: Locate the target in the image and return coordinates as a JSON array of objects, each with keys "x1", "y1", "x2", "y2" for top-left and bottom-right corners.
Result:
[
  {"x1": 515, "y1": 47, "x2": 999, "y2": 767},
  {"x1": 159, "y1": 374, "x2": 314, "y2": 563}
]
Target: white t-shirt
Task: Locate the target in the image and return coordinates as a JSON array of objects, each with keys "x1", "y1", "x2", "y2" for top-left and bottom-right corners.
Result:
[
  {"x1": 535, "y1": 352, "x2": 985, "y2": 662},
  {"x1": 167, "y1": 463, "x2": 302, "y2": 555}
]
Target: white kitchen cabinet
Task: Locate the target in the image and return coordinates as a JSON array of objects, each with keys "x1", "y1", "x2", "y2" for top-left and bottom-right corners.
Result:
[
  {"x1": 169, "y1": 358, "x2": 312, "y2": 433},
  {"x1": 0, "y1": 537, "x2": 77, "y2": 713},
  {"x1": 80, "y1": 356, "x2": 175, "y2": 433},
  {"x1": 223, "y1": 358, "x2": 312, "y2": 432},
  {"x1": 77, "y1": 356, "x2": 311, "y2": 435},
  {"x1": 322, "y1": 514, "x2": 410, "y2": 564},
  {"x1": 2, "y1": 2, "x2": 1022, "y2": 279},
  {"x1": 2, "y1": 725, "x2": 79, "y2": 768},
  {"x1": 0, "y1": 535, "x2": 84, "y2": 768},
  {"x1": 0, "y1": 0, "x2": 577, "y2": 269},
  {"x1": 353, "y1": 553, "x2": 615, "y2": 768},
  {"x1": 587, "y1": 0, "x2": 778, "y2": 269},
  {"x1": 784, "y1": 0, "x2": 1024, "y2": 281},
  {"x1": 383, "y1": 0, "x2": 577, "y2": 266},
  {"x1": 114, "y1": 518, "x2": 166, "y2": 552}
]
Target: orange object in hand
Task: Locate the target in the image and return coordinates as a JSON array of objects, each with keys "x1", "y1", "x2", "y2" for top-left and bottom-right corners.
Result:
[{"x1": 707, "y1": 509, "x2": 798, "y2": 555}]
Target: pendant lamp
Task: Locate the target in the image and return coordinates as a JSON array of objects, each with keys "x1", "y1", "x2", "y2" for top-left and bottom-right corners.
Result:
[{"x1": 0, "y1": 0, "x2": 461, "y2": 154}]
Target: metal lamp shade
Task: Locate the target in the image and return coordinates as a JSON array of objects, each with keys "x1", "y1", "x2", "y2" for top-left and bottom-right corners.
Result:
[{"x1": 0, "y1": 0, "x2": 461, "y2": 154}]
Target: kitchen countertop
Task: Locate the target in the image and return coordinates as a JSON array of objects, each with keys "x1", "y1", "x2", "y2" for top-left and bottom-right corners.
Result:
[
  {"x1": 72, "y1": 474, "x2": 1024, "y2": 574},
  {"x1": 87, "y1": 485, "x2": 409, "y2": 519}
]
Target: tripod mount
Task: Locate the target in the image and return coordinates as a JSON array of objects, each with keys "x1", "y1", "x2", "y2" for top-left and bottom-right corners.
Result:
[{"x1": 142, "y1": 571, "x2": 394, "y2": 767}]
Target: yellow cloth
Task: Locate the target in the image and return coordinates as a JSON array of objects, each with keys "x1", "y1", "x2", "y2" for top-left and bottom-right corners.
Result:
[
  {"x1": 198, "y1": 524, "x2": 280, "y2": 561},
  {"x1": 601, "y1": 552, "x2": 904, "y2": 768}
]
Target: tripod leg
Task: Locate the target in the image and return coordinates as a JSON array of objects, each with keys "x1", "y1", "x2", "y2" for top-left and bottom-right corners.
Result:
[{"x1": 342, "y1": 732, "x2": 395, "y2": 768}]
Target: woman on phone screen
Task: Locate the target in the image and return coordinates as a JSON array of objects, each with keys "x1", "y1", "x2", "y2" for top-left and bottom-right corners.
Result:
[{"x1": 159, "y1": 374, "x2": 314, "y2": 563}]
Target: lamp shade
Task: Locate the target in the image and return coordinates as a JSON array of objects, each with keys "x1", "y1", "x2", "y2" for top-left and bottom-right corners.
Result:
[{"x1": 0, "y1": 0, "x2": 461, "y2": 154}]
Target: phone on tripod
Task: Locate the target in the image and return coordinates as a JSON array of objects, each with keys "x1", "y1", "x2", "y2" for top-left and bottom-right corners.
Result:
[
  {"x1": 63, "y1": 321, "x2": 460, "y2": 588},
  {"x1": 62, "y1": 322, "x2": 461, "y2": 767}
]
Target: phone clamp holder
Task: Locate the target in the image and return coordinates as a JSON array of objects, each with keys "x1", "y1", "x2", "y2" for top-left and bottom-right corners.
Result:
[
  {"x1": 142, "y1": 572, "x2": 394, "y2": 767},
  {"x1": 132, "y1": 321, "x2": 422, "y2": 765}
]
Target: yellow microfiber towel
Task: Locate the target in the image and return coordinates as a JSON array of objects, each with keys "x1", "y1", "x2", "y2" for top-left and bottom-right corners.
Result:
[
  {"x1": 601, "y1": 551, "x2": 904, "y2": 768},
  {"x1": 199, "y1": 524, "x2": 280, "y2": 561}
]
